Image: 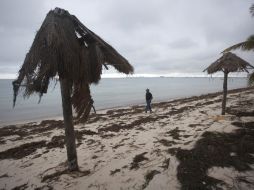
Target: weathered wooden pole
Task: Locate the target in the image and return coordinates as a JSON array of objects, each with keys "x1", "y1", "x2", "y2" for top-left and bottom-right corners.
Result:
[
  {"x1": 60, "y1": 78, "x2": 78, "y2": 171},
  {"x1": 221, "y1": 70, "x2": 228, "y2": 115}
]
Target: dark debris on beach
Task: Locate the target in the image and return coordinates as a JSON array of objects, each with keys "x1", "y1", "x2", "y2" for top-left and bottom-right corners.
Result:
[
  {"x1": 174, "y1": 92, "x2": 254, "y2": 190},
  {"x1": 0, "y1": 87, "x2": 253, "y2": 189}
]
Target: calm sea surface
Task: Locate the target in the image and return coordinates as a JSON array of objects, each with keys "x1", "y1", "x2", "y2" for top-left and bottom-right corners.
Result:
[{"x1": 0, "y1": 77, "x2": 248, "y2": 125}]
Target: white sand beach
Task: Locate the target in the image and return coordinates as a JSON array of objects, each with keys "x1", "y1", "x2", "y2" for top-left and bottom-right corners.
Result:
[{"x1": 0, "y1": 87, "x2": 253, "y2": 190}]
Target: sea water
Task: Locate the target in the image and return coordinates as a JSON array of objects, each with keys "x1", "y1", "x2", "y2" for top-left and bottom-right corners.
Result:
[{"x1": 0, "y1": 77, "x2": 248, "y2": 125}]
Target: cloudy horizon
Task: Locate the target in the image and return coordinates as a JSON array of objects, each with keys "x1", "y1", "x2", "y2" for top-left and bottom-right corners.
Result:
[{"x1": 0, "y1": 0, "x2": 253, "y2": 79}]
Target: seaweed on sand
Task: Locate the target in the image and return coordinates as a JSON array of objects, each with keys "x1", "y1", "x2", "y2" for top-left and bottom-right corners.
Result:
[
  {"x1": 42, "y1": 169, "x2": 90, "y2": 182},
  {"x1": 175, "y1": 121, "x2": 254, "y2": 190},
  {"x1": 166, "y1": 127, "x2": 184, "y2": 140},
  {"x1": 142, "y1": 170, "x2": 161, "y2": 189},
  {"x1": 98, "y1": 115, "x2": 167, "y2": 133},
  {"x1": 130, "y1": 152, "x2": 149, "y2": 170},
  {"x1": 46, "y1": 135, "x2": 65, "y2": 149},
  {"x1": 0, "y1": 141, "x2": 46, "y2": 160},
  {"x1": 157, "y1": 139, "x2": 176, "y2": 146}
]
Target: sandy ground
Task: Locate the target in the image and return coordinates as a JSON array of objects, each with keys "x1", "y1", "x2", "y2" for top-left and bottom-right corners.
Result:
[{"x1": 0, "y1": 87, "x2": 253, "y2": 190}]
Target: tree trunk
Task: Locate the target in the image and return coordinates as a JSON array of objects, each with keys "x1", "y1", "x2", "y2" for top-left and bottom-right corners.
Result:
[
  {"x1": 221, "y1": 71, "x2": 228, "y2": 115},
  {"x1": 60, "y1": 78, "x2": 79, "y2": 171}
]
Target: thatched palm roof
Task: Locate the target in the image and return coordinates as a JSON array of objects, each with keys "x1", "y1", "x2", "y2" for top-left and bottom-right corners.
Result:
[
  {"x1": 203, "y1": 52, "x2": 254, "y2": 74},
  {"x1": 13, "y1": 7, "x2": 133, "y2": 122}
]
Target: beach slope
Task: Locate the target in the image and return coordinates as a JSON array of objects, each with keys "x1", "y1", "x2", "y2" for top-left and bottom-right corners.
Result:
[{"x1": 0, "y1": 87, "x2": 253, "y2": 190}]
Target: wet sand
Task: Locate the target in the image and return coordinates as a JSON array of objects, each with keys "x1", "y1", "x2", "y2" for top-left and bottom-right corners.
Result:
[{"x1": 0, "y1": 87, "x2": 253, "y2": 190}]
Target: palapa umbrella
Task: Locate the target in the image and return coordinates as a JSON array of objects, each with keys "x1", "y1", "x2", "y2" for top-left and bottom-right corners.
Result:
[
  {"x1": 12, "y1": 7, "x2": 134, "y2": 171},
  {"x1": 204, "y1": 52, "x2": 253, "y2": 115}
]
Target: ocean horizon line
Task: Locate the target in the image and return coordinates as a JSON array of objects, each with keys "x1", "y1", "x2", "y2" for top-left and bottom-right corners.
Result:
[{"x1": 0, "y1": 74, "x2": 248, "y2": 80}]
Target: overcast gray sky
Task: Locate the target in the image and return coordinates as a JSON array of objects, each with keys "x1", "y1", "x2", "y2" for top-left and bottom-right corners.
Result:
[{"x1": 0, "y1": 0, "x2": 253, "y2": 78}]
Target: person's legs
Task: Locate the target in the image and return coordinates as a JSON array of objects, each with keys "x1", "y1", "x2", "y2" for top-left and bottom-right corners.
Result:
[
  {"x1": 148, "y1": 100, "x2": 152, "y2": 113},
  {"x1": 147, "y1": 100, "x2": 152, "y2": 113},
  {"x1": 145, "y1": 101, "x2": 148, "y2": 113}
]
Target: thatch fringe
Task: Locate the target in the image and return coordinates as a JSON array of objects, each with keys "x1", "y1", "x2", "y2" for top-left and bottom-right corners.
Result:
[
  {"x1": 248, "y1": 72, "x2": 254, "y2": 86},
  {"x1": 13, "y1": 7, "x2": 134, "y2": 122}
]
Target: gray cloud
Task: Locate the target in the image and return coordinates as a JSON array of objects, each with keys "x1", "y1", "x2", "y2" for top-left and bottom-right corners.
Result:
[
  {"x1": 0, "y1": 0, "x2": 45, "y2": 28},
  {"x1": 169, "y1": 38, "x2": 199, "y2": 49},
  {"x1": 0, "y1": 0, "x2": 253, "y2": 78}
]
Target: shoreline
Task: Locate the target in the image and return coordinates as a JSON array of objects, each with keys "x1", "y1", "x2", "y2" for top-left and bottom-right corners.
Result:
[
  {"x1": 1, "y1": 86, "x2": 252, "y2": 127},
  {"x1": 0, "y1": 77, "x2": 248, "y2": 126}
]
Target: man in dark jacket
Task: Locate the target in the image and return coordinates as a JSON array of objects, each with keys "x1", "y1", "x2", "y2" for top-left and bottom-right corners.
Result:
[{"x1": 145, "y1": 89, "x2": 153, "y2": 113}]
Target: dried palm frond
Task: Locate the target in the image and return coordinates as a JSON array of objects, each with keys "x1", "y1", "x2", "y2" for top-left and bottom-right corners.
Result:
[
  {"x1": 71, "y1": 82, "x2": 92, "y2": 122},
  {"x1": 248, "y1": 72, "x2": 254, "y2": 86},
  {"x1": 13, "y1": 7, "x2": 134, "y2": 122},
  {"x1": 250, "y1": 4, "x2": 254, "y2": 17},
  {"x1": 222, "y1": 35, "x2": 254, "y2": 53}
]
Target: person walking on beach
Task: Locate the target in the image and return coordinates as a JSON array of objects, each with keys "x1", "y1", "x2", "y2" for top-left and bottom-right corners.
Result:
[{"x1": 145, "y1": 89, "x2": 153, "y2": 113}]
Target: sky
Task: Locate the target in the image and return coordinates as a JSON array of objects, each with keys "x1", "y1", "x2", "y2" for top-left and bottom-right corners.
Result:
[{"x1": 0, "y1": 0, "x2": 253, "y2": 78}]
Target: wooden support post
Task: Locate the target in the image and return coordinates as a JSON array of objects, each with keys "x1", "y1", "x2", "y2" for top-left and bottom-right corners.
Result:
[
  {"x1": 221, "y1": 71, "x2": 228, "y2": 115},
  {"x1": 60, "y1": 78, "x2": 78, "y2": 171}
]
